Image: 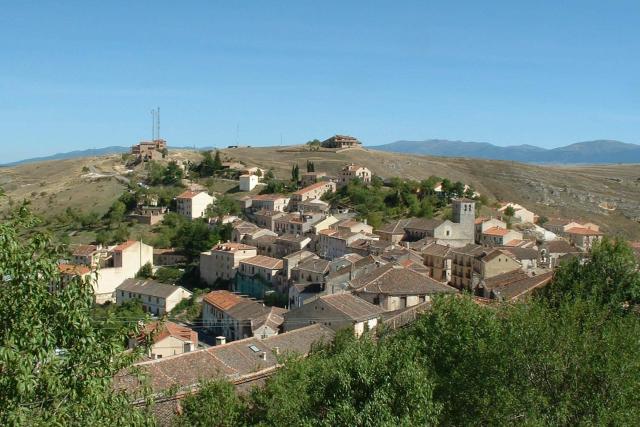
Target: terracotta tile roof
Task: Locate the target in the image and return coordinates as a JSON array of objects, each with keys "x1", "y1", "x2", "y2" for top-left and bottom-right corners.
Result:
[
  {"x1": 351, "y1": 264, "x2": 457, "y2": 296},
  {"x1": 484, "y1": 271, "x2": 554, "y2": 301},
  {"x1": 504, "y1": 239, "x2": 526, "y2": 247},
  {"x1": 542, "y1": 240, "x2": 581, "y2": 254},
  {"x1": 241, "y1": 255, "x2": 283, "y2": 270},
  {"x1": 452, "y1": 244, "x2": 485, "y2": 256},
  {"x1": 483, "y1": 226, "x2": 510, "y2": 237},
  {"x1": 566, "y1": 227, "x2": 604, "y2": 236},
  {"x1": 72, "y1": 244, "x2": 98, "y2": 256},
  {"x1": 500, "y1": 247, "x2": 539, "y2": 260},
  {"x1": 115, "y1": 324, "x2": 335, "y2": 395},
  {"x1": 295, "y1": 257, "x2": 330, "y2": 274},
  {"x1": 117, "y1": 279, "x2": 189, "y2": 299},
  {"x1": 474, "y1": 217, "x2": 489, "y2": 225},
  {"x1": 252, "y1": 194, "x2": 288, "y2": 201},
  {"x1": 113, "y1": 240, "x2": 138, "y2": 252},
  {"x1": 141, "y1": 321, "x2": 198, "y2": 345},
  {"x1": 212, "y1": 242, "x2": 257, "y2": 252},
  {"x1": 203, "y1": 290, "x2": 245, "y2": 311},
  {"x1": 177, "y1": 190, "x2": 201, "y2": 199},
  {"x1": 292, "y1": 182, "x2": 332, "y2": 195},
  {"x1": 320, "y1": 293, "x2": 385, "y2": 321},
  {"x1": 58, "y1": 263, "x2": 91, "y2": 275},
  {"x1": 422, "y1": 243, "x2": 452, "y2": 258}
]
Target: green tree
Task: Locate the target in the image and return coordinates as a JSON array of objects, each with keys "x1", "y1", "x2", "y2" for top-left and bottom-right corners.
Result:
[
  {"x1": 107, "y1": 200, "x2": 127, "y2": 225},
  {"x1": 291, "y1": 163, "x2": 300, "y2": 184},
  {"x1": 171, "y1": 219, "x2": 220, "y2": 261},
  {"x1": 306, "y1": 160, "x2": 315, "y2": 172},
  {"x1": 163, "y1": 161, "x2": 183, "y2": 185},
  {"x1": 248, "y1": 331, "x2": 441, "y2": 425},
  {"x1": 176, "y1": 379, "x2": 246, "y2": 427},
  {"x1": 136, "y1": 262, "x2": 153, "y2": 278},
  {"x1": 213, "y1": 151, "x2": 223, "y2": 171},
  {"x1": 206, "y1": 195, "x2": 241, "y2": 221},
  {"x1": 264, "y1": 168, "x2": 275, "y2": 181},
  {"x1": 0, "y1": 203, "x2": 151, "y2": 425},
  {"x1": 406, "y1": 294, "x2": 640, "y2": 425},
  {"x1": 541, "y1": 237, "x2": 640, "y2": 308},
  {"x1": 503, "y1": 205, "x2": 516, "y2": 228}
]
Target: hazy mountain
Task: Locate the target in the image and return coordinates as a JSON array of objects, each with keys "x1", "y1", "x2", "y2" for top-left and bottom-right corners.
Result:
[
  {"x1": 0, "y1": 146, "x2": 130, "y2": 167},
  {"x1": 371, "y1": 139, "x2": 640, "y2": 164}
]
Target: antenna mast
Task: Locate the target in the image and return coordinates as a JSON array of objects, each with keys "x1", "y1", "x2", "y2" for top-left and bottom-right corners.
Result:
[
  {"x1": 151, "y1": 109, "x2": 156, "y2": 141},
  {"x1": 157, "y1": 106, "x2": 160, "y2": 141}
]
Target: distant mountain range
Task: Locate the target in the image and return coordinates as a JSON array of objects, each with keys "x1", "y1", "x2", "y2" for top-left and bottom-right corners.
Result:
[
  {"x1": 3, "y1": 139, "x2": 639, "y2": 167},
  {"x1": 0, "y1": 146, "x2": 131, "y2": 167},
  {"x1": 371, "y1": 139, "x2": 640, "y2": 164},
  {"x1": 0, "y1": 145, "x2": 217, "y2": 167}
]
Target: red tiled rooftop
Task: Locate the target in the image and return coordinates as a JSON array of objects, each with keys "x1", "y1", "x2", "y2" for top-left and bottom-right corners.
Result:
[
  {"x1": 58, "y1": 264, "x2": 91, "y2": 275},
  {"x1": 483, "y1": 227, "x2": 510, "y2": 237},
  {"x1": 241, "y1": 255, "x2": 283, "y2": 270},
  {"x1": 177, "y1": 190, "x2": 201, "y2": 199},
  {"x1": 566, "y1": 227, "x2": 604, "y2": 236},
  {"x1": 292, "y1": 181, "x2": 332, "y2": 195},
  {"x1": 203, "y1": 290, "x2": 245, "y2": 311},
  {"x1": 113, "y1": 240, "x2": 137, "y2": 252},
  {"x1": 142, "y1": 321, "x2": 198, "y2": 345}
]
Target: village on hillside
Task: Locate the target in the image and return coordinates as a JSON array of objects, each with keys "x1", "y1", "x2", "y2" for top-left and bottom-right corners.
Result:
[{"x1": 38, "y1": 134, "x2": 640, "y2": 422}]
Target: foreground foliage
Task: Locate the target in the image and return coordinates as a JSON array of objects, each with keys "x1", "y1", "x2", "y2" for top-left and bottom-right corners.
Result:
[
  {"x1": 0, "y1": 204, "x2": 151, "y2": 425},
  {"x1": 178, "y1": 240, "x2": 640, "y2": 426}
]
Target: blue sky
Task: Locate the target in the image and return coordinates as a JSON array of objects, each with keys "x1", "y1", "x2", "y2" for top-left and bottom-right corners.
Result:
[{"x1": 1, "y1": 1, "x2": 638, "y2": 162}]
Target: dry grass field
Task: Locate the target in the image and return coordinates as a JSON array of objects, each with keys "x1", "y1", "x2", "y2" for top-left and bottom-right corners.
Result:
[
  {"x1": 221, "y1": 146, "x2": 640, "y2": 239},
  {"x1": 1, "y1": 146, "x2": 639, "y2": 239}
]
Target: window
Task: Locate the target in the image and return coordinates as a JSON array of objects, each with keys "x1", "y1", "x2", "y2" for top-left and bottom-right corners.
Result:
[{"x1": 248, "y1": 344, "x2": 260, "y2": 353}]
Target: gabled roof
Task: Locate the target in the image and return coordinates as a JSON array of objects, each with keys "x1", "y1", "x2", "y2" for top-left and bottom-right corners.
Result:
[
  {"x1": 211, "y1": 242, "x2": 257, "y2": 253},
  {"x1": 253, "y1": 307, "x2": 287, "y2": 332},
  {"x1": 483, "y1": 226, "x2": 510, "y2": 237},
  {"x1": 542, "y1": 240, "x2": 581, "y2": 254},
  {"x1": 499, "y1": 247, "x2": 539, "y2": 260},
  {"x1": 177, "y1": 190, "x2": 209, "y2": 199},
  {"x1": 241, "y1": 255, "x2": 283, "y2": 270},
  {"x1": 319, "y1": 293, "x2": 384, "y2": 321},
  {"x1": 115, "y1": 324, "x2": 335, "y2": 395},
  {"x1": 350, "y1": 264, "x2": 457, "y2": 296},
  {"x1": 113, "y1": 240, "x2": 137, "y2": 252},
  {"x1": 117, "y1": 279, "x2": 189, "y2": 299},
  {"x1": 565, "y1": 227, "x2": 604, "y2": 236},
  {"x1": 141, "y1": 321, "x2": 198, "y2": 345},
  {"x1": 252, "y1": 194, "x2": 289, "y2": 201},
  {"x1": 58, "y1": 263, "x2": 91, "y2": 275},
  {"x1": 485, "y1": 271, "x2": 554, "y2": 301},
  {"x1": 72, "y1": 244, "x2": 98, "y2": 256},
  {"x1": 452, "y1": 244, "x2": 485, "y2": 256},
  {"x1": 295, "y1": 257, "x2": 331, "y2": 274},
  {"x1": 292, "y1": 181, "x2": 333, "y2": 195},
  {"x1": 203, "y1": 290, "x2": 246, "y2": 311},
  {"x1": 422, "y1": 243, "x2": 452, "y2": 258}
]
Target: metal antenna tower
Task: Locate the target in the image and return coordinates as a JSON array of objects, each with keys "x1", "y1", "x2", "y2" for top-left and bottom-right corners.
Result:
[
  {"x1": 157, "y1": 106, "x2": 160, "y2": 140},
  {"x1": 151, "y1": 109, "x2": 156, "y2": 140}
]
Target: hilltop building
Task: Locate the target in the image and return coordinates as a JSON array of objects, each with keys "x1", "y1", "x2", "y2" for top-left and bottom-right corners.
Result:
[
  {"x1": 131, "y1": 139, "x2": 167, "y2": 161},
  {"x1": 321, "y1": 135, "x2": 362, "y2": 149}
]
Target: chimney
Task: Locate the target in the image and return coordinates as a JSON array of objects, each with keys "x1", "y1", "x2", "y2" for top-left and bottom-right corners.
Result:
[
  {"x1": 261, "y1": 351, "x2": 267, "y2": 361},
  {"x1": 215, "y1": 336, "x2": 226, "y2": 346},
  {"x1": 273, "y1": 346, "x2": 280, "y2": 355}
]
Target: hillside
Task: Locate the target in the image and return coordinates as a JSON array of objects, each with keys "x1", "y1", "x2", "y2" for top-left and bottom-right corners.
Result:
[
  {"x1": 1, "y1": 146, "x2": 639, "y2": 239},
  {"x1": 372, "y1": 139, "x2": 640, "y2": 164},
  {"x1": 221, "y1": 146, "x2": 640, "y2": 238}
]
